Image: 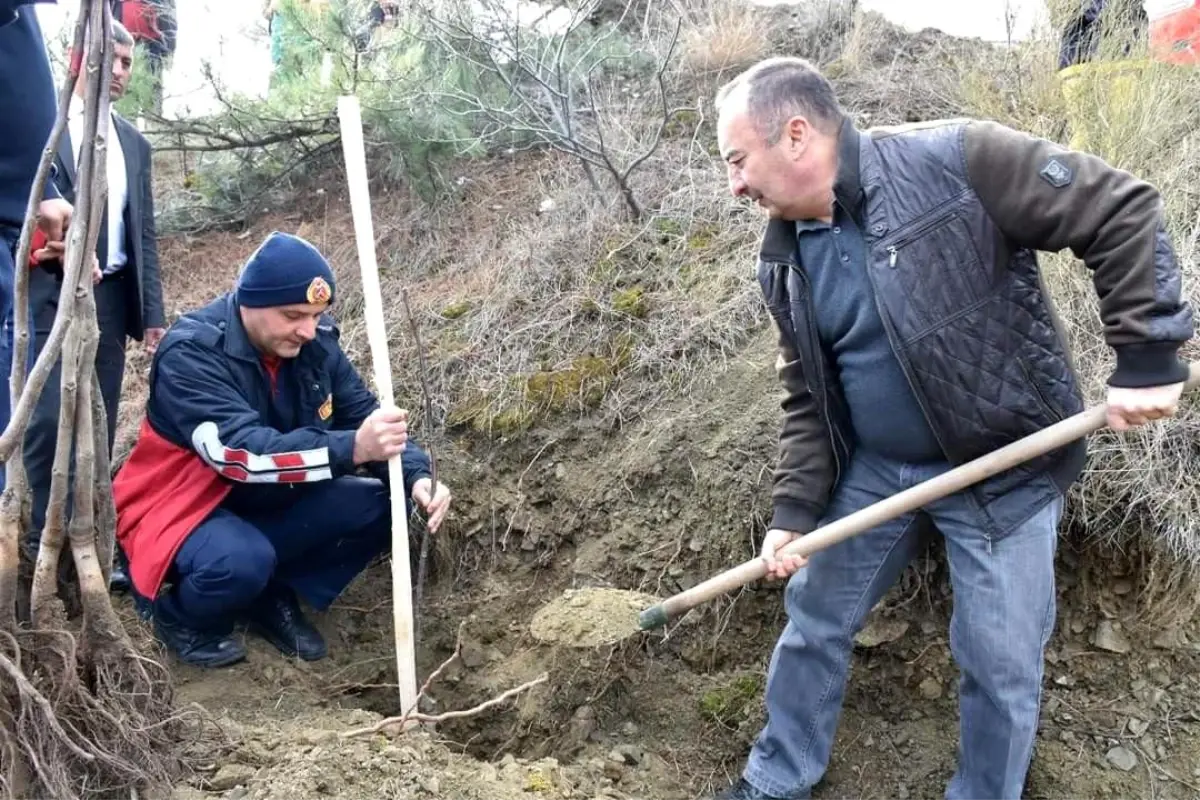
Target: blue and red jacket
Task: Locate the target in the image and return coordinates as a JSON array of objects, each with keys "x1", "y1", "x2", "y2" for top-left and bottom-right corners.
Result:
[{"x1": 113, "y1": 293, "x2": 432, "y2": 600}]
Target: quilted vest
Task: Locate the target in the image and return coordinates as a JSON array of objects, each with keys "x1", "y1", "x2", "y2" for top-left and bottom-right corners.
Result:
[{"x1": 761, "y1": 120, "x2": 1087, "y2": 539}]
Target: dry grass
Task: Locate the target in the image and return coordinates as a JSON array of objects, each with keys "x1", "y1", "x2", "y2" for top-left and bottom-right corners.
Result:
[
  {"x1": 677, "y1": 0, "x2": 767, "y2": 77},
  {"x1": 830, "y1": 10, "x2": 981, "y2": 126},
  {"x1": 317, "y1": 137, "x2": 766, "y2": 441}
]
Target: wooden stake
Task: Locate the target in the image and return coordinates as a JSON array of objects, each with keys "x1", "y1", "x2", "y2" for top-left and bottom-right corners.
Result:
[{"x1": 336, "y1": 95, "x2": 418, "y2": 721}]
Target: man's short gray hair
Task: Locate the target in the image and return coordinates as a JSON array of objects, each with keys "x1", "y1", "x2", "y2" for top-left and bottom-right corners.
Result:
[
  {"x1": 715, "y1": 56, "x2": 845, "y2": 143},
  {"x1": 111, "y1": 19, "x2": 134, "y2": 47}
]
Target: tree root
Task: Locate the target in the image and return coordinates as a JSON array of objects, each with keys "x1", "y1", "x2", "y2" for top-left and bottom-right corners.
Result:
[
  {"x1": 0, "y1": 631, "x2": 96, "y2": 799},
  {"x1": 0, "y1": 621, "x2": 184, "y2": 799}
]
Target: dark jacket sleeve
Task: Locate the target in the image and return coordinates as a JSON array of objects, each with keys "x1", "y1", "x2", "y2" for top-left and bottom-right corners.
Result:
[
  {"x1": 0, "y1": 2, "x2": 51, "y2": 27},
  {"x1": 768, "y1": 321, "x2": 835, "y2": 535},
  {"x1": 327, "y1": 334, "x2": 433, "y2": 497},
  {"x1": 150, "y1": 339, "x2": 359, "y2": 480},
  {"x1": 964, "y1": 119, "x2": 1194, "y2": 388},
  {"x1": 134, "y1": 130, "x2": 165, "y2": 329}
]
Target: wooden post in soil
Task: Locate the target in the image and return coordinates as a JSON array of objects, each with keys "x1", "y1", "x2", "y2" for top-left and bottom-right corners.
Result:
[{"x1": 336, "y1": 95, "x2": 419, "y2": 723}]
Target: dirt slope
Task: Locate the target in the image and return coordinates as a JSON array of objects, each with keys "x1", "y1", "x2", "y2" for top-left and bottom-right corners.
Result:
[{"x1": 109, "y1": 190, "x2": 1200, "y2": 800}]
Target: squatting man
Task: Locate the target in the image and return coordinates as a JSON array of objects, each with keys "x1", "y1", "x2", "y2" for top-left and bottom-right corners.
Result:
[
  {"x1": 113, "y1": 232, "x2": 452, "y2": 668},
  {"x1": 708, "y1": 56, "x2": 1193, "y2": 800}
]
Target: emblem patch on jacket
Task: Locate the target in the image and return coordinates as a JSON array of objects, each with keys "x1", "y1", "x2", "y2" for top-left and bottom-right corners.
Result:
[
  {"x1": 307, "y1": 276, "x2": 332, "y2": 304},
  {"x1": 318, "y1": 393, "x2": 333, "y2": 421},
  {"x1": 1039, "y1": 158, "x2": 1073, "y2": 188}
]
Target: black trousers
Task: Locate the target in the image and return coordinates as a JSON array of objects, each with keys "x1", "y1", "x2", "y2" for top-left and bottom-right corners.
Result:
[{"x1": 23, "y1": 267, "x2": 129, "y2": 550}]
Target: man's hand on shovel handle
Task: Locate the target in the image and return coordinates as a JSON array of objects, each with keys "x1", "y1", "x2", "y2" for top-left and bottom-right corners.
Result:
[
  {"x1": 761, "y1": 529, "x2": 808, "y2": 581},
  {"x1": 1106, "y1": 382, "x2": 1185, "y2": 431}
]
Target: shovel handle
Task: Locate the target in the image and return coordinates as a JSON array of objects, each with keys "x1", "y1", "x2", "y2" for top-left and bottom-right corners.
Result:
[{"x1": 638, "y1": 361, "x2": 1200, "y2": 631}]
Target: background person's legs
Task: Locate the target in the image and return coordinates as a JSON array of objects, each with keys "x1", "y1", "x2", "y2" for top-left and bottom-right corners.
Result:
[
  {"x1": 0, "y1": 225, "x2": 22, "y2": 489},
  {"x1": 21, "y1": 271, "x2": 130, "y2": 589}
]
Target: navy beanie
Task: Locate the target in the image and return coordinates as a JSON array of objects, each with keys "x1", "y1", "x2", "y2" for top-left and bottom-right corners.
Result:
[{"x1": 236, "y1": 231, "x2": 336, "y2": 308}]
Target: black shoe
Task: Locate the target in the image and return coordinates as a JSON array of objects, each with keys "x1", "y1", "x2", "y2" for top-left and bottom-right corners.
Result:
[
  {"x1": 712, "y1": 779, "x2": 797, "y2": 800},
  {"x1": 245, "y1": 588, "x2": 327, "y2": 661},
  {"x1": 109, "y1": 562, "x2": 131, "y2": 593},
  {"x1": 131, "y1": 589, "x2": 154, "y2": 621},
  {"x1": 152, "y1": 598, "x2": 246, "y2": 668}
]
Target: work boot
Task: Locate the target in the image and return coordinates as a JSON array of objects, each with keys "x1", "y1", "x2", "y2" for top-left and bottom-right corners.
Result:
[
  {"x1": 109, "y1": 545, "x2": 132, "y2": 593},
  {"x1": 245, "y1": 587, "x2": 327, "y2": 661},
  {"x1": 711, "y1": 778, "x2": 799, "y2": 800},
  {"x1": 152, "y1": 595, "x2": 246, "y2": 668},
  {"x1": 109, "y1": 561, "x2": 131, "y2": 593}
]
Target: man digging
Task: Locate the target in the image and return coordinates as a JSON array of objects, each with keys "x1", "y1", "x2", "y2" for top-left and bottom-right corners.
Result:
[
  {"x1": 709, "y1": 57, "x2": 1193, "y2": 800},
  {"x1": 113, "y1": 231, "x2": 452, "y2": 668}
]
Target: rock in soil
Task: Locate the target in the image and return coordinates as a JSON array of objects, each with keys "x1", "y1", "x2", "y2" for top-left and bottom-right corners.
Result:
[
  {"x1": 1092, "y1": 621, "x2": 1132, "y2": 654},
  {"x1": 209, "y1": 764, "x2": 257, "y2": 791},
  {"x1": 1105, "y1": 746, "x2": 1138, "y2": 772},
  {"x1": 855, "y1": 615, "x2": 910, "y2": 648}
]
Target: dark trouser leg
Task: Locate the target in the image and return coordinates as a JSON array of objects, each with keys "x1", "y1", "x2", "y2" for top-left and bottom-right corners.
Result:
[
  {"x1": 92, "y1": 273, "x2": 127, "y2": 457},
  {"x1": 153, "y1": 508, "x2": 276, "y2": 668},
  {"x1": 0, "y1": 225, "x2": 34, "y2": 493},
  {"x1": 92, "y1": 275, "x2": 130, "y2": 590},
  {"x1": 19, "y1": 268, "x2": 72, "y2": 558},
  {"x1": 222, "y1": 476, "x2": 393, "y2": 660},
  {"x1": 24, "y1": 272, "x2": 127, "y2": 549},
  {"x1": 143, "y1": 51, "x2": 165, "y2": 116},
  {"x1": 156, "y1": 476, "x2": 392, "y2": 667},
  {"x1": 229, "y1": 475, "x2": 393, "y2": 611}
]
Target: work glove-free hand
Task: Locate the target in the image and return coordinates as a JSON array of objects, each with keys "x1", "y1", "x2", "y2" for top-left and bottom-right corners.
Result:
[
  {"x1": 1106, "y1": 382, "x2": 1184, "y2": 431},
  {"x1": 412, "y1": 478, "x2": 452, "y2": 532},
  {"x1": 353, "y1": 406, "x2": 408, "y2": 464},
  {"x1": 760, "y1": 528, "x2": 808, "y2": 580}
]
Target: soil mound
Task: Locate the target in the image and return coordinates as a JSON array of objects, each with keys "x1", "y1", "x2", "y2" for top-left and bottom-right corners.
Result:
[{"x1": 530, "y1": 588, "x2": 661, "y2": 648}]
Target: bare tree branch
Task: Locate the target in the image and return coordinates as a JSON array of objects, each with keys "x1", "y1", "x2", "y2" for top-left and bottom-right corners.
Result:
[
  {"x1": 410, "y1": 0, "x2": 689, "y2": 219},
  {"x1": 146, "y1": 122, "x2": 338, "y2": 153}
]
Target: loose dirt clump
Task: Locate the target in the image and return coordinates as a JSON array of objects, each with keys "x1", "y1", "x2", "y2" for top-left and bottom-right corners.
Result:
[{"x1": 531, "y1": 588, "x2": 661, "y2": 648}]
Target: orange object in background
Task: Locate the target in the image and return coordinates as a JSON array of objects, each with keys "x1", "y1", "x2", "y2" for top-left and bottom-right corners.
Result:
[{"x1": 1145, "y1": 0, "x2": 1200, "y2": 64}]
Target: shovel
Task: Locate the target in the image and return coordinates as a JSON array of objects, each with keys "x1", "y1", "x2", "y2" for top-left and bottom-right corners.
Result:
[{"x1": 636, "y1": 361, "x2": 1200, "y2": 632}]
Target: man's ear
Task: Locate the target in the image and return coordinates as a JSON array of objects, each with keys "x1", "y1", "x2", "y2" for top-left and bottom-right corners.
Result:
[{"x1": 785, "y1": 116, "x2": 811, "y2": 159}]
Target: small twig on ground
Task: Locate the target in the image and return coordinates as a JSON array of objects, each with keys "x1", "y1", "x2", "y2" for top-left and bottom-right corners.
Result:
[
  {"x1": 400, "y1": 620, "x2": 464, "y2": 715},
  {"x1": 340, "y1": 673, "x2": 549, "y2": 738},
  {"x1": 333, "y1": 621, "x2": 464, "y2": 721},
  {"x1": 1131, "y1": 741, "x2": 1200, "y2": 794},
  {"x1": 340, "y1": 620, "x2": 546, "y2": 738}
]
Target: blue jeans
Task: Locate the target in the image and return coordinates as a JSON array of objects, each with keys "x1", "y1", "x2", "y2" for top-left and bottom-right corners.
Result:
[{"x1": 744, "y1": 450, "x2": 1061, "y2": 800}]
